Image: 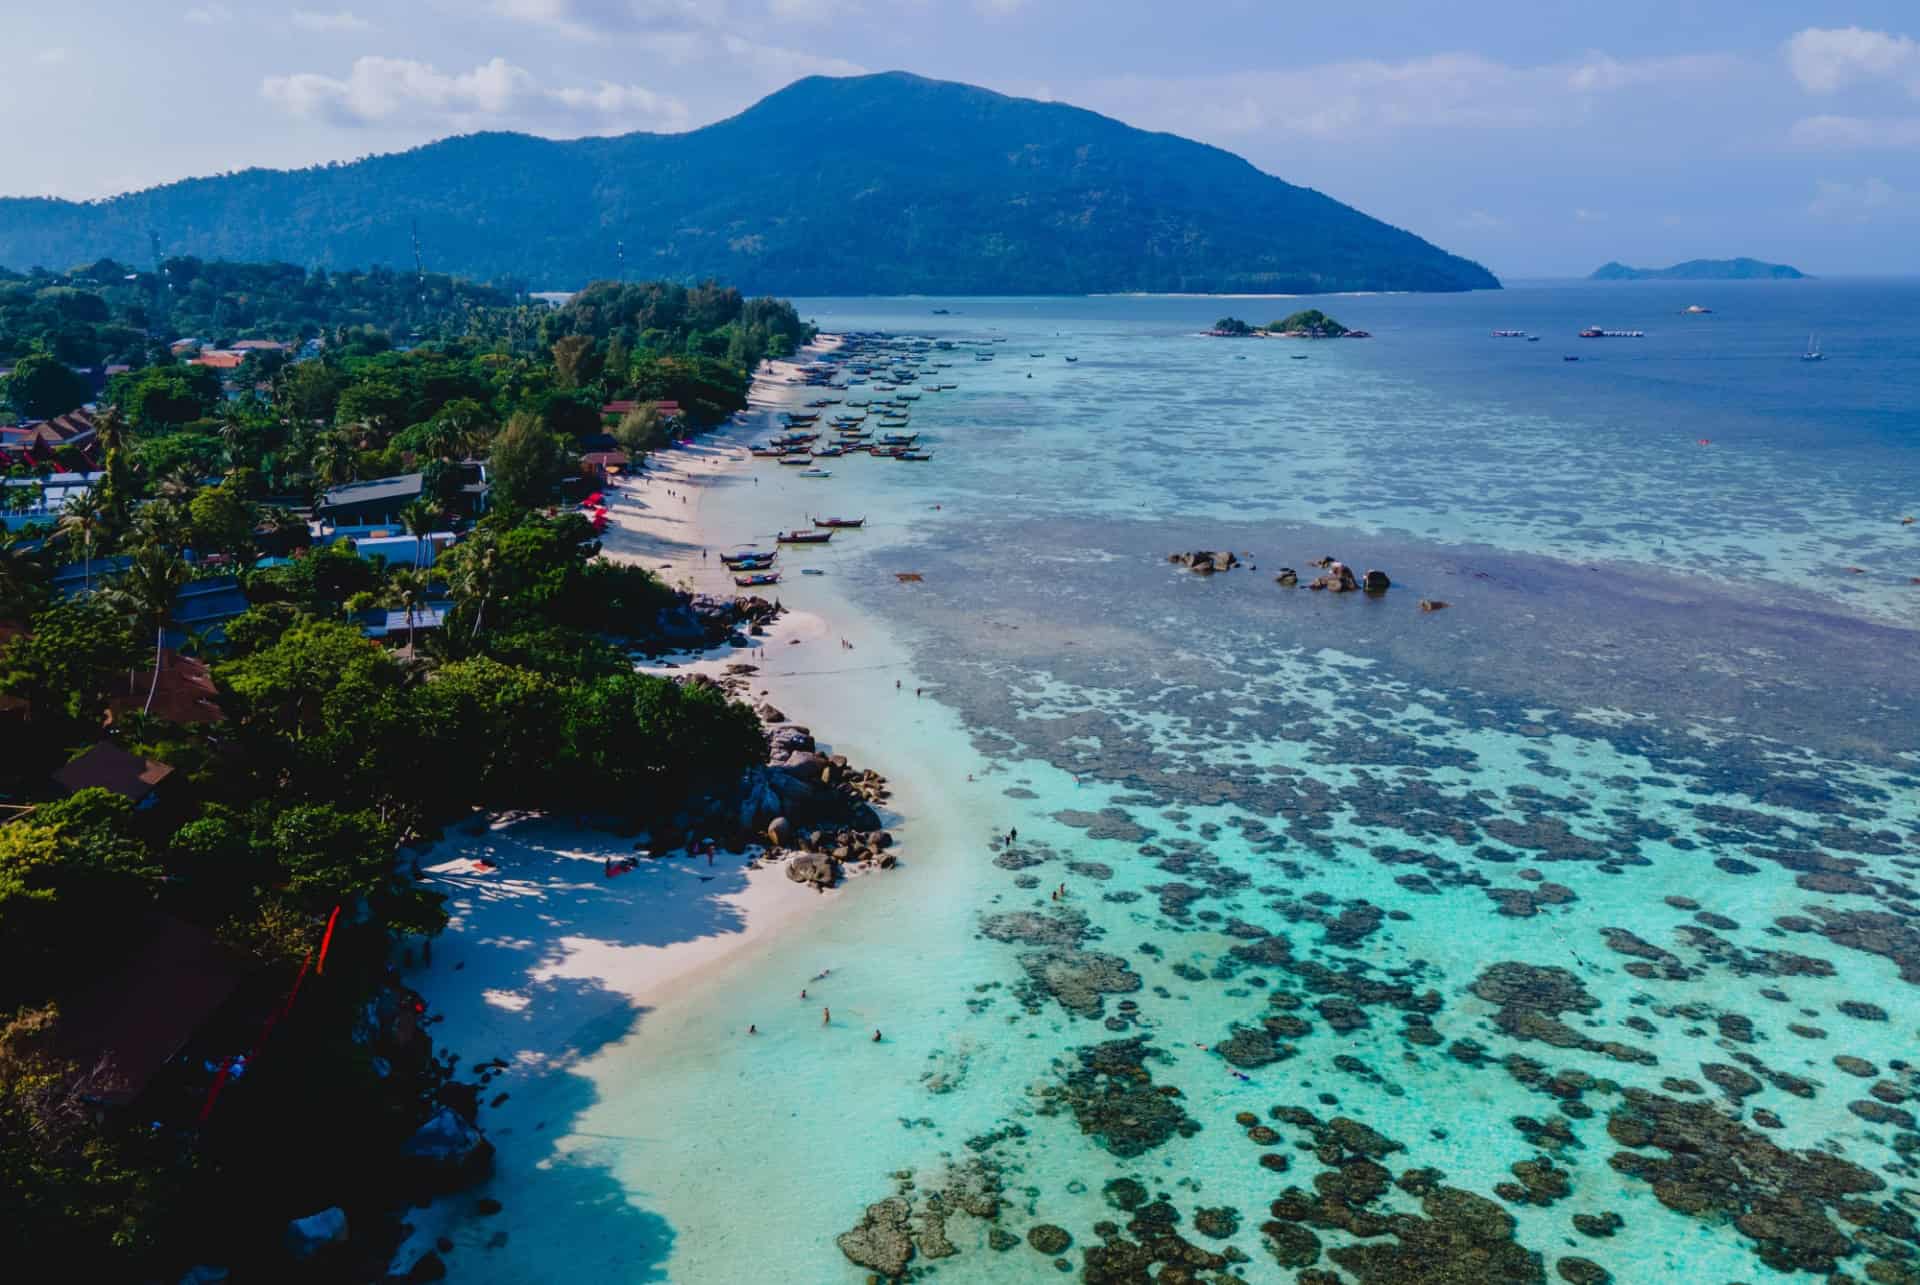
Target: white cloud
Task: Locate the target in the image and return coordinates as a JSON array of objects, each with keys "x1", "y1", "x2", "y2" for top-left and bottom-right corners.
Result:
[
  {"x1": 491, "y1": 0, "x2": 719, "y2": 39},
  {"x1": 1808, "y1": 175, "x2": 1904, "y2": 221},
  {"x1": 1459, "y1": 210, "x2": 1506, "y2": 230},
  {"x1": 1789, "y1": 113, "x2": 1920, "y2": 149},
  {"x1": 292, "y1": 9, "x2": 373, "y2": 32},
  {"x1": 1786, "y1": 27, "x2": 1920, "y2": 95},
  {"x1": 1565, "y1": 53, "x2": 1732, "y2": 93},
  {"x1": 185, "y1": 3, "x2": 232, "y2": 22},
  {"x1": 1574, "y1": 208, "x2": 1606, "y2": 222},
  {"x1": 260, "y1": 55, "x2": 689, "y2": 133},
  {"x1": 1081, "y1": 51, "x2": 1732, "y2": 143},
  {"x1": 34, "y1": 47, "x2": 69, "y2": 65},
  {"x1": 484, "y1": 0, "x2": 862, "y2": 80},
  {"x1": 767, "y1": 0, "x2": 855, "y2": 21}
]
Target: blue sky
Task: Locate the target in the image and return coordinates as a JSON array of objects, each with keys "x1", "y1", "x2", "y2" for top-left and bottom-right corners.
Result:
[{"x1": 2, "y1": 2, "x2": 1916, "y2": 277}]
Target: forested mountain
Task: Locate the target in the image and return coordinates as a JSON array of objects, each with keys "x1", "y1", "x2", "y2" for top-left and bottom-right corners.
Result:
[{"x1": 0, "y1": 72, "x2": 1497, "y2": 296}]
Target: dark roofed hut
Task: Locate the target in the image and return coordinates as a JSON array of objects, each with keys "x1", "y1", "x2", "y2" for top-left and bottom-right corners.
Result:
[
  {"x1": 45, "y1": 913, "x2": 251, "y2": 1107},
  {"x1": 53, "y1": 741, "x2": 174, "y2": 808}
]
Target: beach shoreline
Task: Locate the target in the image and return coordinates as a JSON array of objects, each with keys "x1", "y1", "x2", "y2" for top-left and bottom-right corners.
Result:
[{"x1": 390, "y1": 331, "x2": 937, "y2": 1269}]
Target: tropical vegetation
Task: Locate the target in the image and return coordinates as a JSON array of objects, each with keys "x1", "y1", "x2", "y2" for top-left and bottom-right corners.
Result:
[{"x1": 0, "y1": 265, "x2": 804, "y2": 1277}]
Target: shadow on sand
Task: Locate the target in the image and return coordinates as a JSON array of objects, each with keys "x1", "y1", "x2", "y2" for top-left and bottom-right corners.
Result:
[{"x1": 397, "y1": 815, "x2": 768, "y2": 1281}]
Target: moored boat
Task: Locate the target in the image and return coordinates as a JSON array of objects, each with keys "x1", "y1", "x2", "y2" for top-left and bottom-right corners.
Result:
[
  {"x1": 813, "y1": 516, "x2": 867, "y2": 528},
  {"x1": 733, "y1": 571, "x2": 781, "y2": 587},
  {"x1": 778, "y1": 529, "x2": 833, "y2": 544}
]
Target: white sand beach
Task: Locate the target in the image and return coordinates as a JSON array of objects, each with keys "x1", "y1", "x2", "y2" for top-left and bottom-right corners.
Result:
[
  {"x1": 594, "y1": 338, "x2": 843, "y2": 597},
  {"x1": 391, "y1": 336, "x2": 893, "y2": 1267}
]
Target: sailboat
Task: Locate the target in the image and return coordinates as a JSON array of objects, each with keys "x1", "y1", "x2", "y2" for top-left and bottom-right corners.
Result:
[{"x1": 1802, "y1": 333, "x2": 1823, "y2": 362}]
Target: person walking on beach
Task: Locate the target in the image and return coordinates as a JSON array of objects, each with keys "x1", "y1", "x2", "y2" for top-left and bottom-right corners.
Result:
[
  {"x1": 800, "y1": 989, "x2": 807, "y2": 1000},
  {"x1": 822, "y1": 1007, "x2": 831, "y2": 1026},
  {"x1": 748, "y1": 1024, "x2": 757, "y2": 1035},
  {"x1": 872, "y1": 1029, "x2": 882, "y2": 1043}
]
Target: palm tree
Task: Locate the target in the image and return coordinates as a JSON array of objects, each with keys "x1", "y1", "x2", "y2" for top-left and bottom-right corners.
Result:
[
  {"x1": 0, "y1": 533, "x2": 46, "y2": 619},
  {"x1": 449, "y1": 540, "x2": 498, "y2": 642},
  {"x1": 254, "y1": 503, "x2": 304, "y2": 555},
  {"x1": 132, "y1": 497, "x2": 192, "y2": 557},
  {"x1": 107, "y1": 547, "x2": 190, "y2": 715},
  {"x1": 313, "y1": 433, "x2": 354, "y2": 490},
  {"x1": 92, "y1": 406, "x2": 133, "y2": 523},
  {"x1": 217, "y1": 407, "x2": 250, "y2": 471},
  {"x1": 399, "y1": 500, "x2": 442, "y2": 571},
  {"x1": 56, "y1": 489, "x2": 108, "y2": 592},
  {"x1": 156, "y1": 467, "x2": 197, "y2": 504},
  {"x1": 387, "y1": 568, "x2": 430, "y2": 654}
]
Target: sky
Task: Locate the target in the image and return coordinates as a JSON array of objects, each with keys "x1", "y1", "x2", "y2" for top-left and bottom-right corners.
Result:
[{"x1": 2, "y1": 1, "x2": 1917, "y2": 278}]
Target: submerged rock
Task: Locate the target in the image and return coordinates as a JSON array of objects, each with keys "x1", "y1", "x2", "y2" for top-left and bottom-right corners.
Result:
[
  {"x1": 836, "y1": 1197, "x2": 915, "y2": 1279},
  {"x1": 1605, "y1": 1087, "x2": 1884, "y2": 1273},
  {"x1": 1042, "y1": 1038, "x2": 1200, "y2": 1158},
  {"x1": 1027, "y1": 1224, "x2": 1072, "y2": 1254},
  {"x1": 1017, "y1": 947, "x2": 1141, "y2": 1018}
]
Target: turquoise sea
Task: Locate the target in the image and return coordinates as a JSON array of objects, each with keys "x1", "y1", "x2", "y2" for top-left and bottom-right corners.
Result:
[{"x1": 437, "y1": 282, "x2": 1920, "y2": 1283}]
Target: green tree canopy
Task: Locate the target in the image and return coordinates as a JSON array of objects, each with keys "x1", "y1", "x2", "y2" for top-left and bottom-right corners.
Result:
[
  {"x1": 110, "y1": 364, "x2": 222, "y2": 430},
  {"x1": 487, "y1": 411, "x2": 567, "y2": 513},
  {"x1": 4, "y1": 352, "x2": 90, "y2": 419}
]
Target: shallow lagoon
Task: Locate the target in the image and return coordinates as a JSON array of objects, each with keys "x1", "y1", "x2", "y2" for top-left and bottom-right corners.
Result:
[{"x1": 447, "y1": 284, "x2": 1920, "y2": 1283}]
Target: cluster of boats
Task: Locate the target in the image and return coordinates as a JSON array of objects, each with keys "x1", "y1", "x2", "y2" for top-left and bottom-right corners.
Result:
[
  {"x1": 751, "y1": 332, "x2": 972, "y2": 472},
  {"x1": 731, "y1": 330, "x2": 1078, "y2": 587},
  {"x1": 722, "y1": 517, "x2": 866, "y2": 586}
]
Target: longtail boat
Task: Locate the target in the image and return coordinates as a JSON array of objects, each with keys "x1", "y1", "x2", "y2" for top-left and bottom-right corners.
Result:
[
  {"x1": 813, "y1": 516, "x2": 866, "y2": 528},
  {"x1": 733, "y1": 571, "x2": 781, "y2": 587},
  {"x1": 896, "y1": 450, "x2": 935, "y2": 461},
  {"x1": 777, "y1": 530, "x2": 833, "y2": 544}
]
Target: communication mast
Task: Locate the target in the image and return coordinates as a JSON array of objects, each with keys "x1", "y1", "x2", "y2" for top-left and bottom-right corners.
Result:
[
  {"x1": 411, "y1": 219, "x2": 428, "y2": 310},
  {"x1": 148, "y1": 231, "x2": 172, "y2": 340},
  {"x1": 616, "y1": 239, "x2": 625, "y2": 282}
]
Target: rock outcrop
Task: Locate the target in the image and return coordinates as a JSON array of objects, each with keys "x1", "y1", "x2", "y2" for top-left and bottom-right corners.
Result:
[
  {"x1": 1168, "y1": 550, "x2": 1241, "y2": 574},
  {"x1": 399, "y1": 1107, "x2": 495, "y2": 1193},
  {"x1": 284, "y1": 1207, "x2": 349, "y2": 1260}
]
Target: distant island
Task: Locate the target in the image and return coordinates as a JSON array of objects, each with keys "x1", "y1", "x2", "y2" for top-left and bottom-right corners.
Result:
[
  {"x1": 0, "y1": 72, "x2": 1497, "y2": 297},
  {"x1": 1589, "y1": 258, "x2": 1808, "y2": 282},
  {"x1": 1210, "y1": 309, "x2": 1367, "y2": 338}
]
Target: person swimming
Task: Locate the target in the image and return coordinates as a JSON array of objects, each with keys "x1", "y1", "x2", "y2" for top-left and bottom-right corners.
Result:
[
  {"x1": 748, "y1": 1025, "x2": 757, "y2": 1035},
  {"x1": 872, "y1": 1029, "x2": 882, "y2": 1042},
  {"x1": 822, "y1": 1007, "x2": 831, "y2": 1026}
]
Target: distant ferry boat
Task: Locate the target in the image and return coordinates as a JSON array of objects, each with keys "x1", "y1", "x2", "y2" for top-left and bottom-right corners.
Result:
[
  {"x1": 1579, "y1": 326, "x2": 1645, "y2": 338},
  {"x1": 1491, "y1": 329, "x2": 1529, "y2": 338}
]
